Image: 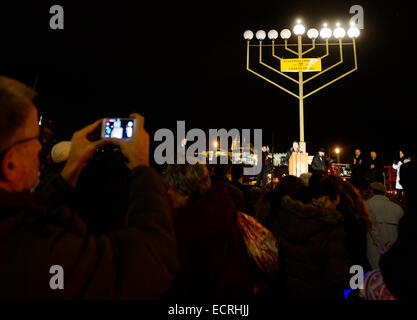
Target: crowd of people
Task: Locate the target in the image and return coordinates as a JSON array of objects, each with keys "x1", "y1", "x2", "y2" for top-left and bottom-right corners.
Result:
[
  {"x1": 0, "y1": 76, "x2": 415, "y2": 300},
  {"x1": 262, "y1": 141, "x2": 412, "y2": 198}
]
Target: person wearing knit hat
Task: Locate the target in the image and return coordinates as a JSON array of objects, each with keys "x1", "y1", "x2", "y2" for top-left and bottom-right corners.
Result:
[
  {"x1": 369, "y1": 182, "x2": 386, "y2": 195},
  {"x1": 366, "y1": 181, "x2": 404, "y2": 270},
  {"x1": 51, "y1": 141, "x2": 72, "y2": 164}
]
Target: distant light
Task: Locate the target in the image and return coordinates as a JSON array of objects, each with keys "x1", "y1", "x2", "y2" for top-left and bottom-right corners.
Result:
[
  {"x1": 347, "y1": 26, "x2": 360, "y2": 38},
  {"x1": 213, "y1": 141, "x2": 218, "y2": 148},
  {"x1": 307, "y1": 28, "x2": 319, "y2": 39},
  {"x1": 293, "y1": 22, "x2": 306, "y2": 35},
  {"x1": 280, "y1": 28, "x2": 291, "y2": 39},
  {"x1": 320, "y1": 26, "x2": 332, "y2": 39},
  {"x1": 344, "y1": 289, "x2": 353, "y2": 300},
  {"x1": 335, "y1": 148, "x2": 340, "y2": 154},
  {"x1": 243, "y1": 30, "x2": 254, "y2": 40},
  {"x1": 268, "y1": 29, "x2": 279, "y2": 40},
  {"x1": 334, "y1": 25, "x2": 346, "y2": 38},
  {"x1": 255, "y1": 30, "x2": 266, "y2": 40}
]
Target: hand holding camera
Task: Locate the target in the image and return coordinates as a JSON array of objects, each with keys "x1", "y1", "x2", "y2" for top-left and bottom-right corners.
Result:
[
  {"x1": 61, "y1": 119, "x2": 113, "y2": 187},
  {"x1": 110, "y1": 113, "x2": 150, "y2": 170},
  {"x1": 61, "y1": 113, "x2": 149, "y2": 187}
]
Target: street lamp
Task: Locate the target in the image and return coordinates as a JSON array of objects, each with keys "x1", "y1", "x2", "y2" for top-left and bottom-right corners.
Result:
[{"x1": 335, "y1": 147, "x2": 341, "y2": 175}]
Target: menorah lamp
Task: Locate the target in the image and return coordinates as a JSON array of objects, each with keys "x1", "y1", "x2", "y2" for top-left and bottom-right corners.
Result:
[{"x1": 244, "y1": 19, "x2": 360, "y2": 155}]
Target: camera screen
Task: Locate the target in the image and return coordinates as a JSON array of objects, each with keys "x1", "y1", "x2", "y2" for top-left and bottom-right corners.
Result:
[{"x1": 103, "y1": 118, "x2": 135, "y2": 139}]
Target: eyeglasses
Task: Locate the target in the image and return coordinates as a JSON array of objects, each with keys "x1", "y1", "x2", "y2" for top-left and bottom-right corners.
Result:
[{"x1": 0, "y1": 135, "x2": 40, "y2": 161}]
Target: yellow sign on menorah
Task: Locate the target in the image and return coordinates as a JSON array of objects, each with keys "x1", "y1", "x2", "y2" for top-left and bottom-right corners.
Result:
[{"x1": 281, "y1": 58, "x2": 322, "y2": 72}]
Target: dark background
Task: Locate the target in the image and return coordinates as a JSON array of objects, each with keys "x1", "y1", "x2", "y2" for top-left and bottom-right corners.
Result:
[{"x1": 0, "y1": 0, "x2": 415, "y2": 164}]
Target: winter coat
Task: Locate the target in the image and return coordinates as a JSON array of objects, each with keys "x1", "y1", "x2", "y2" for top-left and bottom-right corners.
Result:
[
  {"x1": 351, "y1": 155, "x2": 365, "y2": 188},
  {"x1": 392, "y1": 158, "x2": 410, "y2": 190},
  {"x1": 232, "y1": 180, "x2": 258, "y2": 217},
  {"x1": 260, "y1": 151, "x2": 273, "y2": 172},
  {"x1": 379, "y1": 162, "x2": 417, "y2": 299},
  {"x1": 368, "y1": 157, "x2": 384, "y2": 183},
  {"x1": 338, "y1": 205, "x2": 372, "y2": 272},
  {"x1": 211, "y1": 177, "x2": 246, "y2": 212},
  {"x1": 0, "y1": 166, "x2": 180, "y2": 299},
  {"x1": 379, "y1": 212, "x2": 417, "y2": 300},
  {"x1": 270, "y1": 196, "x2": 351, "y2": 300},
  {"x1": 366, "y1": 195, "x2": 404, "y2": 270},
  {"x1": 164, "y1": 187, "x2": 254, "y2": 299},
  {"x1": 311, "y1": 155, "x2": 326, "y2": 173}
]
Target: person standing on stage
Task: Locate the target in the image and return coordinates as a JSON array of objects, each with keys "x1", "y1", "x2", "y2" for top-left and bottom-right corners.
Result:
[
  {"x1": 285, "y1": 141, "x2": 300, "y2": 166},
  {"x1": 311, "y1": 147, "x2": 327, "y2": 174},
  {"x1": 256, "y1": 146, "x2": 272, "y2": 189},
  {"x1": 368, "y1": 150, "x2": 384, "y2": 183},
  {"x1": 392, "y1": 149, "x2": 411, "y2": 200},
  {"x1": 351, "y1": 148, "x2": 365, "y2": 188}
]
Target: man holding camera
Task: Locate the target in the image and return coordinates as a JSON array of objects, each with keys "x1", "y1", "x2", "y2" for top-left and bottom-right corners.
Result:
[{"x1": 0, "y1": 76, "x2": 179, "y2": 299}]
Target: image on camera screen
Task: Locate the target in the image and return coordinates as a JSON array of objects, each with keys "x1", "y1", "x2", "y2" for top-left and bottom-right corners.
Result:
[{"x1": 104, "y1": 118, "x2": 134, "y2": 139}]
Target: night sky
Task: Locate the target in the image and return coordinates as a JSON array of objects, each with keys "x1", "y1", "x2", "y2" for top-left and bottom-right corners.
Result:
[{"x1": 1, "y1": 0, "x2": 415, "y2": 164}]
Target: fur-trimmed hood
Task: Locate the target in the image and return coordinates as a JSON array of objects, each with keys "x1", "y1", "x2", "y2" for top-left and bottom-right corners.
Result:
[
  {"x1": 273, "y1": 196, "x2": 344, "y2": 243},
  {"x1": 269, "y1": 196, "x2": 351, "y2": 300}
]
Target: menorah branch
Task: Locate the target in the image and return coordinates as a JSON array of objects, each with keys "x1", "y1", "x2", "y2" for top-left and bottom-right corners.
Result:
[
  {"x1": 284, "y1": 40, "x2": 299, "y2": 56},
  {"x1": 304, "y1": 39, "x2": 357, "y2": 99},
  {"x1": 302, "y1": 39, "x2": 316, "y2": 56},
  {"x1": 303, "y1": 39, "x2": 344, "y2": 84},
  {"x1": 246, "y1": 41, "x2": 299, "y2": 99},
  {"x1": 271, "y1": 40, "x2": 282, "y2": 60},
  {"x1": 259, "y1": 41, "x2": 299, "y2": 84},
  {"x1": 320, "y1": 39, "x2": 330, "y2": 59}
]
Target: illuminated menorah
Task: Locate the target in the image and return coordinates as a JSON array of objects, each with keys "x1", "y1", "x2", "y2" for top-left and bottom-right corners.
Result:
[{"x1": 244, "y1": 19, "x2": 360, "y2": 154}]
